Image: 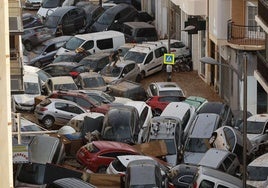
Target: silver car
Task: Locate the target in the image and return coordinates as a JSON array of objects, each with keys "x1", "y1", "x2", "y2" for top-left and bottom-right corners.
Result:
[
  {"x1": 100, "y1": 60, "x2": 141, "y2": 84},
  {"x1": 34, "y1": 98, "x2": 88, "y2": 128}
]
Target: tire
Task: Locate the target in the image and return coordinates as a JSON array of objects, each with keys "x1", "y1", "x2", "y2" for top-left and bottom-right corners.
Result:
[
  {"x1": 97, "y1": 166, "x2": 107, "y2": 173},
  {"x1": 42, "y1": 115, "x2": 55, "y2": 129},
  {"x1": 153, "y1": 109, "x2": 162, "y2": 116},
  {"x1": 24, "y1": 41, "x2": 32, "y2": 51}
]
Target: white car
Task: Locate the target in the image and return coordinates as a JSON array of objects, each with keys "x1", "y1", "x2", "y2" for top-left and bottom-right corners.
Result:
[
  {"x1": 125, "y1": 101, "x2": 153, "y2": 143},
  {"x1": 146, "y1": 82, "x2": 185, "y2": 98},
  {"x1": 247, "y1": 152, "x2": 268, "y2": 188},
  {"x1": 106, "y1": 155, "x2": 169, "y2": 176},
  {"x1": 12, "y1": 73, "x2": 41, "y2": 111},
  {"x1": 160, "y1": 39, "x2": 191, "y2": 59},
  {"x1": 238, "y1": 113, "x2": 268, "y2": 154},
  {"x1": 123, "y1": 41, "x2": 167, "y2": 79}
]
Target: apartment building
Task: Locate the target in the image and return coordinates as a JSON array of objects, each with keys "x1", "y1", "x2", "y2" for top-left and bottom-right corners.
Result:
[{"x1": 142, "y1": 0, "x2": 267, "y2": 114}]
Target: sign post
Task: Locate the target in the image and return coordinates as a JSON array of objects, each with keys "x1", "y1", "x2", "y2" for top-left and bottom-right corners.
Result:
[{"x1": 164, "y1": 53, "x2": 175, "y2": 82}]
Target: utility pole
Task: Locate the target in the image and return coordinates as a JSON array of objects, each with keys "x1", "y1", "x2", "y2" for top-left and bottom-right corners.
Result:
[{"x1": 0, "y1": 0, "x2": 13, "y2": 187}]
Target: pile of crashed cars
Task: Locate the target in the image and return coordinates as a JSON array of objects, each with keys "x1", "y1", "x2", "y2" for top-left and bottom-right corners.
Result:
[{"x1": 13, "y1": 1, "x2": 268, "y2": 188}]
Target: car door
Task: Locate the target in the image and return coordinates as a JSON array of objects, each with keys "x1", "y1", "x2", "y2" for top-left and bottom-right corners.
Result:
[
  {"x1": 153, "y1": 46, "x2": 167, "y2": 73},
  {"x1": 54, "y1": 102, "x2": 84, "y2": 125},
  {"x1": 122, "y1": 63, "x2": 137, "y2": 82}
]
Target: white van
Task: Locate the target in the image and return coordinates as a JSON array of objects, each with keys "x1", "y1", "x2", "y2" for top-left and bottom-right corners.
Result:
[
  {"x1": 192, "y1": 166, "x2": 243, "y2": 188},
  {"x1": 56, "y1": 30, "x2": 126, "y2": 56}
]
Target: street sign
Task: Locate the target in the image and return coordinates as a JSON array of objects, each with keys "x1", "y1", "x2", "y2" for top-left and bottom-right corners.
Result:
[{"x1": 164, "y1": 53, "x2": 175, "y2": 65}]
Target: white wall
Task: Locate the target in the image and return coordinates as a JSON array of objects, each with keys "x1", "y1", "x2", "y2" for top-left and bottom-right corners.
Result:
[
  {"x1": 155, "y1": 0, "x2": 168, "y2": 39},
  {"x1": 209, "y1": 0, "x2": 231, "y2": 39},
  {"x1": 177, "y1": 0, "x2": 206, "y2": 16}
]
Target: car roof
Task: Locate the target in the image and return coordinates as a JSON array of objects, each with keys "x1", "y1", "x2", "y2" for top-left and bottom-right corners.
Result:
[
  {"x1": 43, "y1": 35, "x2": 72, "y2": 45},
  {"x1": 48, "y1": 6, "x2": 80, "y2": 17},
  {"x1": 78, "y1": 72, "x2": 102, "y2": 78},
  {"x1": 129, "y1": 41, "x2": 166, "y2": 53},
  {"x1": 117, "y1": 155, "x2": 155, "y2": 167},
  {"x1": 74, "y1": 30, "x2": 124, "y2": 40},
  {"x1": 92, "y1": 141, "x2": 138, "y2": 152},
  {"x1": 105, "y1": 3, "x2": 136, "y2": 13},
  {"x1": 81, "y1": 52, "x2": 110, "y2": 60},
  {"x1": 198, "y1": 102, "x2": 227, "y2": 114},
  {"x1": 198, "y1": 148, "x2": 233, "y2": 168},
  {"x1": 248, "y1": 152, "x2": 268, "y2": 167},
  {"x1": 123, "y1": 21, "x2": 155, "y2": 28},
  {"x1": 113, "y1": 60, "x2": 136, "y2": 67},
  {"x1": 48, "y1": 98, "x2": 83, "y2": 106},
  {"x1": 198, "y1": 166, "x2": 242, "y2": 186},
  {"x1": 190, "y1": 113, "x2": 220, "y2": 138},
  {"x1": 125, "y1": 101, "x2": 149, "y2": 114},
  {"x1": 46, "y1": 76, "x2": 75, "y2": 84},
  {"x1": 161, "y1": 102, "x2": 194, "y2": 117},
  {"x1": 247, "y1": 113, "x2": 268, "y2": 122},
  {"x1": 153, "y1": 82, "x2": 181, "y2": 89}
]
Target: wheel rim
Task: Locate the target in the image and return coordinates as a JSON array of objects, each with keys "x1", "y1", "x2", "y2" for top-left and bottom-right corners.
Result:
[{"x1": 43, "y1": 117, "x2": 54, "y2": 128}]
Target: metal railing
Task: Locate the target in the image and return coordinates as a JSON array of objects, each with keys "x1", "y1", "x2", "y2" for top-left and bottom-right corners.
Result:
[
  {"x1": 256, "y1": 51, "x2": 268, "y2": 83},
  {"x1": 227, "y1": 20, "x2": 265, "y2": 46}
]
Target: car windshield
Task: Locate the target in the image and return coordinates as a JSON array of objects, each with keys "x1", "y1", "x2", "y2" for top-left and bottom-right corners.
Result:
[
  {"x1": 42, "y1": 0, "x2": 61, "y2": 8},
  {"x1": 247, "y1": 166, "x2": 268, "y2": 181},
  {"x1": 151, "y1": 139, "x2": 176, "y2": 155},
  {"x1": 64, "y1": 37, "x2": 85, "y2": 51},
  {"x1": 101, "y1": 92, "x2": 115, "y2": 102},
  {"x1": 54, "y1": 83, "x2": 78, "y2": 90},
  {"x1": 82, "y1": 77, "x2": 106, "y2": 88},
  {"x1": 124, "y1": 51, "x2": 146, "y2": 64},
  {"x1": 44, "y1": 16, "x2": 61, "y2": 28},
  {"x1": 36, "y1": 70, "x2": 51, "y2": 83},
  {"x1": 103, "y1": 111, "x2": 132, "y2": 142},
  {"x1": 96, "y1": 11, "x2": 115, "y2": 25},
  {"x1": 100, "y1": 66, "x2": 122, "y2": 77},
  {"x1": 185, "y1": 138, "x2": 210, "y2": 153},
  {"x1": 24, "y1": 82, "x2": 40, "y2": 95},
  {"x1": 159, "y1": 90, "x2": 184, "y2": 97},
  {"x1": 239, "y1": 121, "x2": 265, "y2": 134}
]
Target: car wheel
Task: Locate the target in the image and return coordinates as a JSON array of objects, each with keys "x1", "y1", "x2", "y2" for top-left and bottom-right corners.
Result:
[
  {"x1": 153, "y1": 109, "x2": 162, "y2": 116},
  {"x1": 97, "y1": 166, "x2": 107, "y2": 173},
  {"x1": 24, "y1": 41, "x2": 32, "y2": 51},
  {"x1": 42, "y1": 116, "x2": 55, "y2": 129}
]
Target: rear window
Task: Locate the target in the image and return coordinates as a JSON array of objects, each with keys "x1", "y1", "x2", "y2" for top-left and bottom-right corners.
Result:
[{"x1": 136, "y1": 28, "x2": 157, "y2": 37}]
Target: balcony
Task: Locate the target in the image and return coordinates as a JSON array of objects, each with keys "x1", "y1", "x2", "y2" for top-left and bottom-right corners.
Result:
[
  {"x1": 258, "y1": 0, "x2": 268, "y2": 26},
  {"x1": 256, "y1": 51, "x2": 268, "y2": 86},
  {"x1": 227, "y1": 20, "x2": 265, "y2": 50}
]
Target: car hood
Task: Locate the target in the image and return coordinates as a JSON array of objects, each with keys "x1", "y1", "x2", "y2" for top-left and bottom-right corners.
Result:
[
  {"x1": 13, "y1": 94, "x2": 38, "y2": 105},
  {"x1": 247, "y1": 180, "x2": 268, "y2": 188},
  {"x1": 84, "y1": 86, "x2": 107, "y2": 92},
  {"x1": 247, "y1": 133, "x2": 261, "y2": 141},
  {"x1": 183, "y1": 152, "x2": 205, "y2": 165},
  {"x1": 103, "y1": 76, "x2": 119, "y2": 84}
]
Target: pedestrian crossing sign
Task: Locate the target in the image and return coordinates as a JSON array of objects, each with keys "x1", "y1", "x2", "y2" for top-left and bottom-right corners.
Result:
[{"x1": 164, "y1": 53, "x2": 175, "y2": 65}]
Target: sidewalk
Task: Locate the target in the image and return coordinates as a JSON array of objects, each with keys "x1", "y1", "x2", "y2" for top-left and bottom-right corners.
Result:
[{"x1": 141, "y1": 70, "x2": 223, "y2": 102}]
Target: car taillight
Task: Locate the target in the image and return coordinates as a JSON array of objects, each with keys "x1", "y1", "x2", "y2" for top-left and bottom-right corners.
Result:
[
  {"x1": 69, "y1": 71, "x2": 79, "y2": 78},
  {"x1": 39, "y1": 107, "x2": 48, "y2": 111},
  {"x1": 192, "y1": 182, "x2": 197, "y2": 188}
]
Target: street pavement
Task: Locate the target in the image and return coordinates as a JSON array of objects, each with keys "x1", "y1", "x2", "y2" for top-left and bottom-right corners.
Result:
[{"x1": 141, "y1": 70, "x2": 222, "y2": 102}]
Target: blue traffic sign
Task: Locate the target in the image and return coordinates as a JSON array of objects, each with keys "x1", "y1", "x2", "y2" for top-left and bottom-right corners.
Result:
[{"x1": 164, "y1": 53, "x2": 175, "y2": 65}]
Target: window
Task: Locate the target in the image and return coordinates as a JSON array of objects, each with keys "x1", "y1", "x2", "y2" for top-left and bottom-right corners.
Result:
[
  {"x1": 75, "y1": 97, "x2": 92, "y2": 108},
  {"x1": 144, "y1": 52, "x2": 153, "y2": 64},
  {"x1": 139, "y1": 106, "x2": 149, "y2": 127},
  {"x1": 96, "y1": 38, "x2": 113, "y2": 50},
  {"x1": 55, "y1": 102, "x2": 68, "y2": 111},
  {"x1": 223, "y1": 155, "x2": 233, "y2": 169},
  {"x1": 217, "y1": 185, "x2": 229, "y2": 188},
  {"x1": 199, "y1": 180, "x2": 214, "y2": 188},
  {"x1": 82, "y1": 40, "x2": 94, "y2": 50},
  {"x1": 45, "y1": 44, "x2": 56, "y2": 53}
]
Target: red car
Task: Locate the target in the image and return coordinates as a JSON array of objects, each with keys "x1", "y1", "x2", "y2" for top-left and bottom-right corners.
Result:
[
  {"x1": 146, "y1": 96, "x2": 186, "y2": 116},
  {"x1": 76, "y1": 141, "x2": 141, "y2": 173},
  {"x1": 48, "y1": 90, "x2": 110, "y2": 114}
]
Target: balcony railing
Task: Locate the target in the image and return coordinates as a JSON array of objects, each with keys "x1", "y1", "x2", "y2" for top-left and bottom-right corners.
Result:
[
  {"x1": 258, "y1": 0, "x2": 268, "y2": 26},
  {"x1": 227, "y1": 20, "x2": 265, "y2": 46},
  {"x1": 256, "y1": 51, "x2": 268, "y2": 84}
]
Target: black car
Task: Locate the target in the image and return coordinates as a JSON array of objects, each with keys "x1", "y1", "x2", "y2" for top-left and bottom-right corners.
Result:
[
  {"x1": 44, "y1": 6, "x2": 86, "y2": 36},
  {"x1": 79, "y1": 4, "x2": 105, "y2": 33},
  {"x1": 53, "y1": 50, "x2": 90, "y2": 63},
  {"x1": 22, "y1": 13, "x2": 43, "y2": 29},
  {"x1": 41, "y1": 62, "x2": 89, "y2": 78},
  {"x1": 89, "y1": 3, "x2": 140, "y2": 32}
]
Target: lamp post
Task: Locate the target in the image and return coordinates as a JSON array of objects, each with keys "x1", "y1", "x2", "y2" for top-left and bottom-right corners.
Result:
[{"x1": 200, "y1": 55, "x2": 248, "y2": 187}]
